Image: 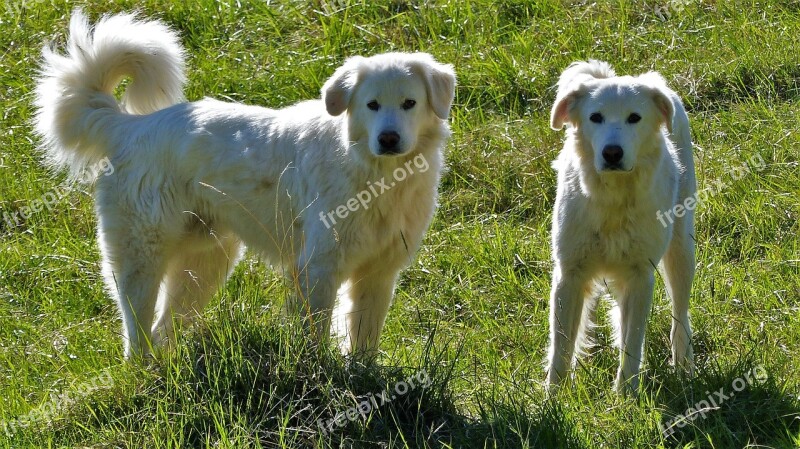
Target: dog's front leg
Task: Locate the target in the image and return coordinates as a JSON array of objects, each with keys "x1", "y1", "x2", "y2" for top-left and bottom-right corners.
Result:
[
  {"x1": 546, "y1": 268, "x2": 588, "y2": 391},
  {"x1": 290, "y1": 263, "x2": 338, "y2": 342},
  {"x1": 339, "y1": 269, "x2": 400, "y2": 356},
  {"x1": 615, "y1": 271, "x2": 655, "y2": 395}
]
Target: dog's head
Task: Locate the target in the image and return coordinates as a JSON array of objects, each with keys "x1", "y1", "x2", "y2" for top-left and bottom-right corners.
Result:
[
  {"x1": 322, "y1": 52, "x2": 455, "y2": 157},
  {"x1": 550, "y1": 62, "x2": 675, "y2": 173}
]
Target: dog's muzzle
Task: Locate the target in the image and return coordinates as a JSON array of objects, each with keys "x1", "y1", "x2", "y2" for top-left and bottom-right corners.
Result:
[
  {"x1": 377, "y1": 131, "x2": 402, "y2": 155},
  {"x1": 602, "y1": 144, "x2": 625, "y2": 170}
]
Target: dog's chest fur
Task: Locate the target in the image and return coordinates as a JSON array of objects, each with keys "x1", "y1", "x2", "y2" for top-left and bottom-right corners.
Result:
[
  {"x1": 585, "y1": 187, "x2": 667, "y2": 263},
  {"x1": 554, "y1": 151, "x2": 678, "y2": 269},
  {"x1": 329, "y1": 153, "x2": 441, "y2": 269}
]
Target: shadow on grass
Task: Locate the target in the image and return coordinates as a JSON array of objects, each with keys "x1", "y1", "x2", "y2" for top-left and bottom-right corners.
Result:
[
  {"x1": 645, "y1": 344, "x2": 800, "y2": 449},
  {"x1": 13, "y1": 308, "x2": 796, "y2": 448},
  {"x1": 21, "y1": 309, "x2": 586, "y2": 448}
]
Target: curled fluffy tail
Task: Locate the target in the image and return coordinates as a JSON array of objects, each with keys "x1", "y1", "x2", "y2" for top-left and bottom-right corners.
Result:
[{"x1": 34, "y1": 9, "x2": 186, "y2": 178}]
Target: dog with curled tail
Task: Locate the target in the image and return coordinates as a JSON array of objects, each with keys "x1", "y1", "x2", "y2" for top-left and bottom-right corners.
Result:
[
  {"x1": 34, "y1": 9, "x2": 456, "y2": 359},
  {"x1": 546, "y1": 60, "x2": 696, "y2": 394}
]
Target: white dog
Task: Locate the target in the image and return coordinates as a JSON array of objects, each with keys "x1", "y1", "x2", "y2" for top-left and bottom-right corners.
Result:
[
  {"x1": 546, "y1": 60, "x2": 695, "y2": 394},
  {"x1": 34, "y1": 10, "x2": 455, "y2": 359}
]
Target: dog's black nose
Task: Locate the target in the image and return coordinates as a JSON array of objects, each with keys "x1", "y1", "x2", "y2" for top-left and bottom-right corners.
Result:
[
  {"x1": 602, "y1": 145, "x2": 624, "y2": 164},
  {"x1": 378, "y1": 131, "x2": 400, "y2": 152}
]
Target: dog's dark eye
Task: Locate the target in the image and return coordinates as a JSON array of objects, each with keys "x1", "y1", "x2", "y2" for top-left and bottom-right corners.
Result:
[
  {"x1": 402, "y1": 99, "x2": 416, "y2": 110},
  {"x1": 589, "y1": 112, "x2": 604, "y2": 124},
  {"x1": 367, "y1": 100, "x2": 380, "y2": 111},
  {"x1": 627, "y1": 113, "x2": 641, "y2": 124}
]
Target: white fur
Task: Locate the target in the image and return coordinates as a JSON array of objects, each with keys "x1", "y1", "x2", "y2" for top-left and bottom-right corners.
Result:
[
  {"x1": 546, "y1": 60, "x2": 695, "y2": 394},
  {"x1": 34, "y1": 10, "x2": 456, "y2": 359}
]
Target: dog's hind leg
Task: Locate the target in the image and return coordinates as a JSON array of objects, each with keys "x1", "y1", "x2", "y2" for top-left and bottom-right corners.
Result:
[
  {"x1": 151, "y1": 234, "x2": 243, "y2": 348},
  {"x1": 615, "y1": 271, "x2": 655, "y2": 395},
  {"x1": 661, "y1": 230, "x2": 695, "y2": 374},
  {"x1": 98, "y1": 221, "x2": 167, "y2": 360},
  {"x1": 546, "y1": 268, "x2": 590, "y2": 391},
  {"x1": 574, "y1": 295, "x2": 601, "y2": 358}
]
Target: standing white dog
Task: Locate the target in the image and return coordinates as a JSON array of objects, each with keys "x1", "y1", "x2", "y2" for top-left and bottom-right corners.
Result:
[
  {"x1": 546, "y1": 60, "x2": 695, "y2": 394},
  {"x1": 34, "y1": 10, "x2": 455, "y2": 359}
]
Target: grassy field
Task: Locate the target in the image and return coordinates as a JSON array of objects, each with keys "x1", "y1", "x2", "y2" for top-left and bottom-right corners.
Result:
[{"x1": 1, "y1": 0, "x2": 799, "y2": 447}]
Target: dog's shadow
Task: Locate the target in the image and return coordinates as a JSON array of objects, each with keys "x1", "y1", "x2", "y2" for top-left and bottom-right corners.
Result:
[
  {"x1": 167, "y1": 319, "x2": 591, "y2": 448},
  {"x1": 644, "y1": 336, "x2": 800, "y2": 448},
  {"x1": 25, "y1": 311, "x2": 798, "y2": 449}
]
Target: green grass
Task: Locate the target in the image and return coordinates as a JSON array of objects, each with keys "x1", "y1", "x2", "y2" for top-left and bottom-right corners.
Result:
[{"x1": 1, "y1": 0, "x2": 799, "y2": 447}]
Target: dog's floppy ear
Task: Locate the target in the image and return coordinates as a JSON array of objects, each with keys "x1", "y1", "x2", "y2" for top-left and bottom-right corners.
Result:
[
  {"x1": 322, "y1": 56, "x2": 365, "y2": 116},
  {"x1": 550, "y1": 84, "x2": 586, "y2": 130},
  {"x1": 551, "y1": 60, "x2": 613, "y2": 130},
  {"x1": 410, "y1": 54, "x2": 456, "y2": 120},
  {"x1": 638, "y1": 72, "x2": 676, "y2": 133},
  {"x1": 650, "y1": 88, "x2": 675, "y2": 134}
]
